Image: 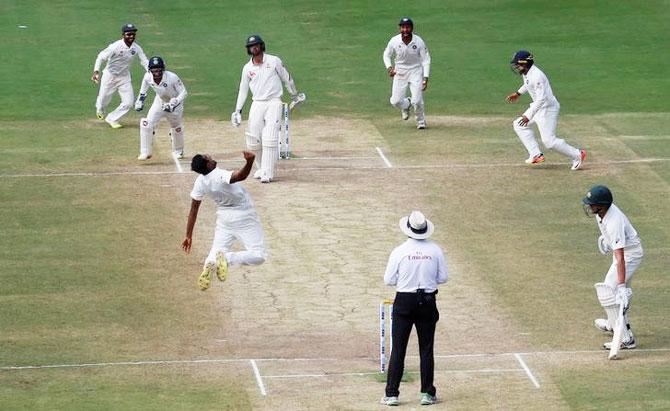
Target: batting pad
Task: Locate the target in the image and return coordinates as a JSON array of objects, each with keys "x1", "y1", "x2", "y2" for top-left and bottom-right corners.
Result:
[
  {"x1": 595, "y1": 282, "x2": 618, "y2": 331},
  {"x1": 140, "y1": 118, "x2": 153, "y2": 157},
  {"x1": 170, "y1": 125, "x2": 184, "y2": 153}
]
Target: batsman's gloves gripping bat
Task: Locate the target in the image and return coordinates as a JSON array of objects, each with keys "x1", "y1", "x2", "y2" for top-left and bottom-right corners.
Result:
[
  {"x1": 162, "y1": 98, "x2": 180, "y2": 113},
  {"x1": 231, "y1": 111, "x2": 241, "y2": 127},
  {"x1": 615, "y1": 284, "x2": 631, "y2": 310},
  {"x1": 134, "y1": 94, "x2": 146, "y2": 112},
  {"x1": 288, "y1": 92, "x2": 306, "y2": 111}
]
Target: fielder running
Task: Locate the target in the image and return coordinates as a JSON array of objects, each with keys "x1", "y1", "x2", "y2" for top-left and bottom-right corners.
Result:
[
  {"x1": 582, "y1": 185, "x2": 643, "y2": 351},
  {"x1": 383, "y1": 17, "x2": 431, "y2": 129},
  {"x1": 134, "y1": 56, "x2": 188, "y2": 160},
  {"x1": 182, "y1": 152, "x2": 267, "y2": 291},
  {"x1": 231, "y1": 34, "x2": 305, "y2": 183},
  {"x1": 506, "y1": 50, "x2": 586, "y2": 169},
  {"x1": 92, "y1": 23, "x2": 148, "y2": 129}
]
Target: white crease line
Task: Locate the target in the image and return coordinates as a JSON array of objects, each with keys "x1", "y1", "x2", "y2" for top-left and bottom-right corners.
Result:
[
  {"x1": 3, "y1": 349, "x2": 669, "y2": 371},
  {"x1": 2, "y1": 157, "x2": 669, "y2": 179},
  {"x1": 250, "y1": 359, "x2": 267, "y2": 396},
  {"x1": 375, "y1": 147, "x2": 393, "y2": 168},
  {"x1": 263, "y1": 368, "x2": 524, "y2": 379},
  {"x1": 514, "y1": 353, "x2": 540, "y2": 389},
  {"x1": 172, "y1": 153, "x2": 183, "y2": 173}
]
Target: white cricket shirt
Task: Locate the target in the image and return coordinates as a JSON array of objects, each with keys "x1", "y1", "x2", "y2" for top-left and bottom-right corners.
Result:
[
  {"x1": 517, "y1": 65, "x2": 559, "y2": 120},
  {"x1": 383, "y1": 34, "x2": 431, "y2": 77},
  {"x1": 384, "y1": 238, "x2": 448, "y2": 292},
  {"x1": 235, "y1": 53, "x2": 297, "y2": 112},
  {"x1": 190, "y1": 168, "x2": 252, "y2": 210},
  {"x1": 138, "y1": 71, "x2": 188, "y2": 105},
  {"x1": 595, "y1": 203, "x2": 642, "y2": 252},
  {"x1": 94, "y1": 39, "x2": 148, "y2": 77}
]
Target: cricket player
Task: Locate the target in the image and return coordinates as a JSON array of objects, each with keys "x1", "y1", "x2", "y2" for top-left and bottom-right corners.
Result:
[
  {"x1": 182, "y1": 152, "x2": 267, "y2": 291},
  {"x1": 582, "y1": 185, "x2": 642, "y2": 350},
  {"x1": 506, "y1": 50, "x2": 586, "y2": 169},
  {"x1": 134, "y1": 56, "x2": 188, "y2": 160},
  {"x1": 231, "y1": 34, "x2": 304, "y2": 183},
  {"x1": 383, "y1": 17, "x2": 431, "y2": 129},
  {"x1": 92, "y1": 23, "x2": 149, "y2": 129},
  {"x1": 381, "y1": 211, "x2": 448, "y2": 406}
]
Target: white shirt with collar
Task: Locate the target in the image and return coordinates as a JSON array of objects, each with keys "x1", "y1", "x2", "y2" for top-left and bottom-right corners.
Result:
[
  {"x1": 383, "y1": 33, "x2": 431, "y2": 77},
  {"x1": 190, "y1": 168, "x2": 253, "y2": 211},
  {"x1": 596, "y1": 203, "x2": 643, "y2": 254},
  {"x1": 94, "y1": 39, "x2": 149, "y2": 77},
  {"x1": 384, "y1": 238, "x2": 447, "y2": 292},
  {"x1": 138, "y1": 71, "x2": 188, "y2": 105},
  {"x1": 235, "y1": 53, "x2": 297, "y2": 111},
  {"x1": 517, "y1": 65, "x2": 559, "y2": 120}
]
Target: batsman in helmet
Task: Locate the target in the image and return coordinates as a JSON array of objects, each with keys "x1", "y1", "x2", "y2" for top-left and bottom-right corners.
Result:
[
  {"x1": 383, "y1": 17, "x2": 431, "y2": 129},
  {"x1": 134, "y1": 56, "x2": 188, "y2": 161},
  {"x1": 506, "y1": 50, "x2": 586, "y2": 169},
  {"x1": 231, "y1": 34, "x2": 305, "y2": 183},
  {"x1": 583, "y1": 185, "x2": 643, "y2": 355}
]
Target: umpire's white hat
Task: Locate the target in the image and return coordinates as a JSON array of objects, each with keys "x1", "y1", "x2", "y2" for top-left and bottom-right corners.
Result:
[{"x1": 399, "y1": 211, "x2": 434, "y2": 240}]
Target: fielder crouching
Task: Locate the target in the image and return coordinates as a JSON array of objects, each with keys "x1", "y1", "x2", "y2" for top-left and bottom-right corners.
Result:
[{"x1": 134, "y1": 56, "x2": 188, "y2": 160}]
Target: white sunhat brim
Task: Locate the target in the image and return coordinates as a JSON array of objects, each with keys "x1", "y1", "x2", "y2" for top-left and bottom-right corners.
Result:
[{"x1": 399, "y1": 216, "x2": 434, "y2": 240}]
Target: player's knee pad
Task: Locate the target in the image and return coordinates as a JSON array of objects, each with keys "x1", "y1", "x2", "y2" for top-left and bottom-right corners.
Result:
[
  {"x1": 140, "y1": 118, "x2": 154, "y2": 156},
  {"x1": 390, "y1": 96, "x2": 403, "y2": 107},
  {"x1": 170, "y1": 125, "x2": 184, "y2": 153}
]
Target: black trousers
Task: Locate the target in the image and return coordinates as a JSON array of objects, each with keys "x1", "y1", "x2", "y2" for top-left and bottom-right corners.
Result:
[{"x1": 385, "y1": 290, "x2": 439, "y2": 398}]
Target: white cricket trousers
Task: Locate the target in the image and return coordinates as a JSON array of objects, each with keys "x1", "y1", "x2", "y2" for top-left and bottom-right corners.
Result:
[
  {"x1": 513, "y1": 105, "x2": 580, "y2": 160},
  {"x1": 96, "y1": 71, "x2": 134, "y2": 123},
  {"x1": 389, "y1": 67, "x2": 425, "y2": 122},
  {"x1": 246, "y1": 99, "x2": 283, "y2": 178},
  {"x1": 205, "y1": 207, "x2": 267, "y2": 268}
]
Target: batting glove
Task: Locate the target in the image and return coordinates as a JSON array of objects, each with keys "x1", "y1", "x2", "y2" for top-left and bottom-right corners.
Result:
[
  {"x1": 162, "y1": 102, "x2": 174, "y2": 112},
  {"x1": 231, "y1": 111, "x2": 241, "y2": 127},
  {"x1": 597, "y1": 235, "x2": 612, "y2": 255},
  {"x1": 615, "y1": 284, "x2": 630, "y2": 309}
]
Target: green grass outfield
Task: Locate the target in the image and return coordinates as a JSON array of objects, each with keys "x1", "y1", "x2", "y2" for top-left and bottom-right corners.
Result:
[{"x1": 1, "y1": 1, "x2": 669, "y2": 409}]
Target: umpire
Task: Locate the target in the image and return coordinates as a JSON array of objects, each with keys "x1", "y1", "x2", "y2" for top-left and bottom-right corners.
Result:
[{"x1": 381, "y1": 211, "x2": 448, "y2": 407}]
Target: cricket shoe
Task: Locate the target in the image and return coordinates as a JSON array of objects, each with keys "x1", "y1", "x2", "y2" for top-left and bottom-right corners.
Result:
[
  {"x1": 96, "y1": 111, "x2": 104, "y2": 120},
  {"x1": 380, "y1": 396, "x2": 399, "y2": 406},
  {"x1": 253, "y1": 169, "x2": 262, "y2": 179},
  {"x1": 137, "y1": 153, "x2": 152, "y2": 161},
  {"x1": 525, "y1": 153, "x2": 545, "y2": 165},
  {"x1": 105, "y1": 119, "x2": 123, "y2": 129},
  {"x1": 571, "y1": 149, "x2": 587, "y2": 170},
  {"x1": 417, "y1": 121, "x2": 427, "y2": 130},
  {"x1": 603, "y1": 337, "x2": 636, "y2": 350},
  {"x1": 172, "y1": 150, "x2": 184, "y2": 160},
  {"x1": 215, "y1": 251, "x2": 228, "y2": 282},
  {"x1": 198, "y1": 262, "x2": 216, "y2": 291},
  {"x1": 420, "y1": 393, "x2": 437, "y2": 406},
  {"x1": 401, "y1": 98, "x2": 411, "y2": 121},
  {"x1": 260, "y1": 171, "x2": 272, "y2": 183},
  {"x1": 594, "y1": 318, "x2": 613, "y2": 333}
]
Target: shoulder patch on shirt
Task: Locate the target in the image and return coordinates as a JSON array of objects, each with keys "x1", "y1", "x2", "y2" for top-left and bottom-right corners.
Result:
[{"x1": 131, "y1": 50, "x2": 136, "y2": 55}]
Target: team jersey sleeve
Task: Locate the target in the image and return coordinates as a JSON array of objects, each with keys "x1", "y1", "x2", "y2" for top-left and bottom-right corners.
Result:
[
  {"x1": 138, "y1": 73, "x2": 151, "y2": 96},
  {"x1": 235, "y1": 66, "x2": 250, "y2": 113},
  {"x1": 94, "y1": 43, "x2": 114, "y2": 71},
  {"x1": 190, "y1": 177, "x2": 205, "y2": 201},
  {"x1": 419, "y1": 39, "x2": 431, "y2": 78},
  {"x1": 172, "y1": 74, "x2": 188, "y2": 105},
  {"x1": 135, "y1": 44, "x2": 149, "y2": 72},
  {"x1": 382, "y1": 40, "x2": 394, "y2": 69},
  {"x1": 607, "y1": 215, "x2": 627, "y2": 250},
  {"x1": 517, "y1": 83, "x2": 528, "y2": 95},
  {"x1": 275, "y1": 58, "x2": 298, "y2": 97},
  {"x1": 383, "y1": 248, "x2": 400, "y2": 286},
  {"x1": 523, "y1": 72, "x2": 549, "y2": 120}
]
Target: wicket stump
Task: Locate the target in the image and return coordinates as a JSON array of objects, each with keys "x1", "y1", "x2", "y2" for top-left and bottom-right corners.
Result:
[
  {"x1": 379, "y1": 299, "x2": 394, "y2": 373},
  {"x1": 280, "y1": 102, "x2": 290, "y2": 159}
]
